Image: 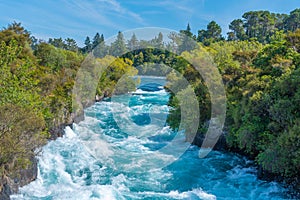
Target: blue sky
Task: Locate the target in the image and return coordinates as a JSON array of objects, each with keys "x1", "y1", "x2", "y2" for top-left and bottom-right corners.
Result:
[{"x1": 0, "y1": 0, "x2": 299, "y2": 46}]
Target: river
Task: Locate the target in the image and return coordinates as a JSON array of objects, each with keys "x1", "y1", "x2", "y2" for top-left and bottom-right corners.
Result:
[{"x1": 11, "y1": 76, "x2": 288, "y2": 200}]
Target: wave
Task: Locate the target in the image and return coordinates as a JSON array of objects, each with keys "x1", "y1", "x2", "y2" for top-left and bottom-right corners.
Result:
[
  {"x1": 11, "y1": 78, "x2": 288, "y2": 200},
  {"x1": 136, "y1": 188, "x2": 216, "y2": 200}
]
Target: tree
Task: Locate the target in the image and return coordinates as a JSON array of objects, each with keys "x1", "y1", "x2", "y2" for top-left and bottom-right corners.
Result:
[
  {"x1": 197, "y1": 29, "x2": 207, "y2": 42},
  {"x1": 30, "y1": 36, "x2": 39, "y2": 50},
  {"x1": 92, "y1": 32, "x2": 102, "y2": 49},
  {"x1": 127, "y1": 33, "x2": 139, "y2": 51},
  {"x1": 110, "y1": 31, "x2": 127, "y2": 56},
  {"x1": 157, "y1": 32, "x2": 164, "y2": 48},
  {"x1": 83, "y1": 36, "x2": 92, "y2": 53},
  {"x1": 93, "y1": 34, "x2": 107, "y2": 58},
  {"x1": 34, "y1": 42, "x2": 66, "y2": 71},
  {"x1": 181, "y1": 23, "x2": 193, "y2": 38},
  {"x1": 150, "y1": 32, "x2": 164, "y2": 49},
  {"x1": 0, "y1": 22, "x2": 32, "y2": 57},
  {"x1": 48, "y1": 37, "x2": 65, "y2": 49},
  {"x1": 228, "y1": 19, "x2": 246, "y2": 40},
  {"x1": 0, "y1": 104, "x2": 47, "y2": 177},
  {"x1": 227, "y1": 32, "x2": 235, "y2": 41},
  {"x1": 206, "y1": 21, "x2": 222, "y2": 40},
  {"x1": 284, "y1": 8, "x2": 300, "y2": 32},
  {"x1": 286, "y1": 29, "x2": 300, "y2": 53},
  {"x1": 274, "y1": 13, "x2": 288, "y2": 30},
  {"x1": 242, "y1": 11, "x2": 277, "y2": 43},
  {"x1": 243, "y1": 11, "x2": 260, "y2": 39},
  {"x1": 64, "y1": 38, "x2": 78, "y2": 52},
  {"x1": 197, "y1": 21, "x2": 222, "y2": 45},
  {"x1": 2, "y1": 22, "x2": 31, "y2": 45},
  {"x1": 178, "y1": 23, "x2": 197, "y2": 53},
  {"x1": 259, "y1": 11, "x2": 276, "y2": 42}
]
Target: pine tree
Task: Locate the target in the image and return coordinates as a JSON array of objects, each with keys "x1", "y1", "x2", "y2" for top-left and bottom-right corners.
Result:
[
  {"x1": 84, "y1": 36, "x2": 92, "y2": 53},
  {"x1": 92, "y1": 33, "x2": 102, "y2": 49},
  {"x1": 178, "y1": 24, "x2": 197, "y2": 53},
  {"x1": 64, "y1": 38, "x2": 78, "y2": 52},
  {"x1": 228, "y1": 19, "x2": 246, "y2": 40},
  {"x1": 93, "y1": 34, "x2": 107, "y2": 58},
  {"x1": 110, "y1": 31, "x2": 127, "y2": 56},
  {"x1": 128, "y1": 33, "x2": 138, "y2": 51}
]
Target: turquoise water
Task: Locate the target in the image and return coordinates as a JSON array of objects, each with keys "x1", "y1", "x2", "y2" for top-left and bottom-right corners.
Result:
[{"x1": 11, "y1": 77, "x2": 288, "y2": 200}]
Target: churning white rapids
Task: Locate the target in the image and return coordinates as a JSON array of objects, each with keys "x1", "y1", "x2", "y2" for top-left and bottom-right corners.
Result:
[{"x1": 11, "y1": 76, "x2": 288, "y2": 200}]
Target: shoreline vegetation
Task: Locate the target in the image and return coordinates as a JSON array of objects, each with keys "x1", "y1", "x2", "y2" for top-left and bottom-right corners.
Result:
[{"x1": 1, "y1": 8, "x2": 300, "y2": 199}]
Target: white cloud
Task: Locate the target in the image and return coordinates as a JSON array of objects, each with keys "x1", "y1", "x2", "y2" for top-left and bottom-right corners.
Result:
[
  {"x1": 61, "y1": 0, "x2": 145, "y2": 32},
  {"x1": 96, "y1": 0, "x2": 143, "y2": 23}
]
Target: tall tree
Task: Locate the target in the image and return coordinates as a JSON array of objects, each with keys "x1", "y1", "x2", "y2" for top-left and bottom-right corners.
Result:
[
  {"x1": 274, "y1": 13, "x2": 288, "y2": 31},
  {"x1": 110, "y1": 31, "x2": 127, "y2": 56},
  {"x1": 243, "y1": 11, "x2": 260, "y2": 39},
  {"x1": 284, "y1": 8, "x2": 300, "y2": 32},
  {"x1": 92, "y1": 32, "x2": 102, "y2": 49},
  {"x1": 181, "y1": 23, "x2": 193, "y2": 38},
  {"x1": 206, "y1": 21, "x2": 222, "y2": 40},
  {"x1": 242, "y1": 11, "x2": 276, "y2": 43},
  {"x1": 100, "y1": 34, "x2": 104, "y2": 43},
  {"x1": 83, "y1": 36, "x2": 92, "y2": 53},
  {"x1": 93, "y1": 34, "x2": 107, "y2": 58},
  {"x1": 197, "y1": 21, "x2": 222, "y2": 44},
  {"x1": 0, "y1": 22, "x2": 32, "y2": 57},
  {"x1": 259, "y1": 11, "x2": 276, "y2": 42},
  {"x1": 178, "y1": 24, "x2": 197, "y2": 53},
  {"x1": 128, "y1": 33, "x2": 139, "y2": 51},
  {"x1": 228, "y1": 19, "x2": 246, "y2": 40},
  {"x1": 151, "y1": 32, "x2": 164, "y2": 49},
  {"x1": 2, "y1": 22, "x2": 31, "y2": 44},
  {"x1": 197, "y1": 29, "x2": 207, "y2": 42},
  {"x1": 286, "y1": 29, "x2": 300, "y2": 53},
  {"x1": 48, "y1": 38, "x2": 65, "y2": 49},
  {"x1": 64, "y1": 38, "x2": 78, "y2": 52}
]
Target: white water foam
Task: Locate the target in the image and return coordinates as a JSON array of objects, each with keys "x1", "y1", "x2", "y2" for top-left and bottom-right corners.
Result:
[{"x1": 11, "y1": 78, "x2": 288, "y2": 200}]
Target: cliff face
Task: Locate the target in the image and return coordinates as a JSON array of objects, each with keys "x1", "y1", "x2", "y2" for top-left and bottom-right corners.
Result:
[
  {"x1": 0, "y1": 182, "x2": 11, "y2": 200},
  {"x1": 0, "y1": 157, "x2": 38, "y2": 200},
  {"x1": 0, "y1": 108, "x2": 86, "y2": 199}
]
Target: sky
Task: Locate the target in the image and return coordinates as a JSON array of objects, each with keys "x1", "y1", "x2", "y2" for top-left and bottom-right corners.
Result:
[{"x1": 0, "y1": 0, "x2": 299, "y2": 46}]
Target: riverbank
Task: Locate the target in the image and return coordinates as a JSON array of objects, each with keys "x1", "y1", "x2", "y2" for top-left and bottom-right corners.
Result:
[
  {"x1": 192, "y1": 130, "x2": 300, "y2": 199},
  {"x1": 9, "y1": 79, "x2": 291, "y2": 199},
  {"x1": 0, "y1": 102, "x2": 88, "y2": 199},
  {"x1": 2, "y1": 91, "x2": 299, "y2": 199}
]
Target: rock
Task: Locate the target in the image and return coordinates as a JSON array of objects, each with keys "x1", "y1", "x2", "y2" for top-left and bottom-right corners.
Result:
[
  {"x1": 95, "y1": 94, "x2": 104, "y2": 102},
  {"x1": 0, "y1": 156, "x2": 38, "y2": 199},
  {"x1": 73, "y1": 111, "x2": 84, "y2": 124},
  {"x1": 192, "y1": 132, "x2": 228, "y2": 151},
  {"x1": 0, "y1": 182, "x2": 12, "y2": 200}
]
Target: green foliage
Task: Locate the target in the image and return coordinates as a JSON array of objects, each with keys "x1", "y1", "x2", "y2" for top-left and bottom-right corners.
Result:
[
  {"x1": 97, "y1": 57, "x2": 138, "y2": 96},
  {"x1": 178, "y1": 24, "x2": 197, "y2": 52},
  {"x1": 197, "y1": 21, "x2": 223, "y2": 45},
  {"x1": 110, "y1": 31, "x2": 127, "y2": 56},
  {"x1": 164, "y1": 22, "x2": 300, "y2": 180},
  {"x1": 1, "y1": 10, "x2": 300, "y2": 188},
  {"x1": 286, "y1": 28, "x2": 300, "y2": 53},
  {"x1": 284, "y1": 9, "x2": 300, "y2": 32},
  {"x1": 227, "y1": 9, "x2": 300, "y2": 43},
  {"x1": 258, "y1": 121, "x2": 300, "y2": 177},
  {"x1": 243, "y1": 11, "x2": 277, "y2": 43},
  {"x1": 0, "y1": 23, "x2": 84, "y2": 184},
  {"x1": 0, "y1": 104, "x2": 47, "y2": 177},
  {"x1": 48, "y1": 37, "x2": 78, "y2": 52},
  {"x1": 223, "y1": 29, "x2": 300, "y2": 179},
  {"x1": 228, "y1": 19, "x2": 246, "y2": 41}
]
